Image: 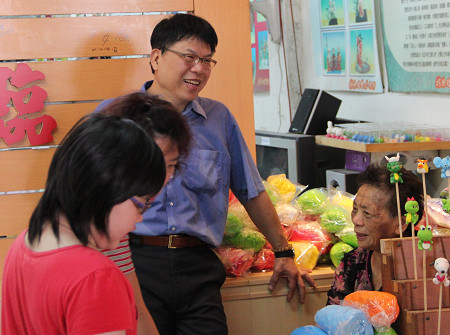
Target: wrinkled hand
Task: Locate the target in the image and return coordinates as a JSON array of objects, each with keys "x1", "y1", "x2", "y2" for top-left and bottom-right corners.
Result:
[{"x1": 268, "y1": 257, "x2": 316, "y2": 304}]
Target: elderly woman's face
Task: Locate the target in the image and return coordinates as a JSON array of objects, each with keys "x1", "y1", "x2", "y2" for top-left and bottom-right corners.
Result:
[{"x1": 351, "y1": 184, "x2": 399, "y2": 252}]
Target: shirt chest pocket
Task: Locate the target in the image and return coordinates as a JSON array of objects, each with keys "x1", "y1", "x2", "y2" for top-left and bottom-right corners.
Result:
[{"x1": 183, "y1": 149, "x2": 223, "y2": 193}]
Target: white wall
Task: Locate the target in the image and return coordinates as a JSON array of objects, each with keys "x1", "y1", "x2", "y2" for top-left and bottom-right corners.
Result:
[
  {"x1": 253, "y1": 0, "x2": 450, "y2": 132},
  {"x1": 253, "y1": 40, "x2": 291, "y2": 132}
]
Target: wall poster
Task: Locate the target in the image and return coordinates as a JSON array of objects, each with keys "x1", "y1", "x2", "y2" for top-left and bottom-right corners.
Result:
[
  {"x1": 250, "y1": 0, "x2": 270, "y2": 93},
  {"x1": 381, "y1": 0, "x2": 450, "y2": 92},
  {"x1": 310, "y1": 0, "x2": 383, "y2": 93}
]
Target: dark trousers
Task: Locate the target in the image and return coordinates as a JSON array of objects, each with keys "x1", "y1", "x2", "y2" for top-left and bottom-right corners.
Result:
[{"x1": 130, "y1": 242, "x2": 228, "y2": 335}]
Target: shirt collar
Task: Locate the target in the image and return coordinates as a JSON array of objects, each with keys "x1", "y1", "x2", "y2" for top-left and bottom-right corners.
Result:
[{"x1": 184, "y1": 99, "x2": 207, "y2": 119}]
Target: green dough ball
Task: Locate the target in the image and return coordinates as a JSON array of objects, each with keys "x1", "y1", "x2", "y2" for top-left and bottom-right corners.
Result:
[
  {"x1": 296, "y1": 189, "x2": 327, "y2": 215},
  {"x1": 320, "y1": 205, "x2": 350, "y2": 233},
  {"x1": 223, "y1": 229, "x2": 266, "y2": 252},
  {"x1": 266, "y1": 188, "x2": 279, "y2": 205},
  {"x1": 224, "y1": 213, "x2": 245, "y2": 237},
  {"x1": 330, "y1": 242, "x2": 354, "y2": 267},
  {"x1": 339, "y1": 232, "x2": 359, "y2": 248},
  {"x1": 374, "y1": 327, "x2": 398, "y2": 335}
]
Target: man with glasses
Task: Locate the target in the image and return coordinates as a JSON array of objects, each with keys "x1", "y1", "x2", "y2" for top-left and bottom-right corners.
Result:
[{"x1": 96, "y1": 13, "x2": 315, "y2": 335}]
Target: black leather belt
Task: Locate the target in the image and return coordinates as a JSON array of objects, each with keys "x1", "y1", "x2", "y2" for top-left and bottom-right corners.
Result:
[{"x1": 129, "y1": 233, "x2": 206, "y2": 249}]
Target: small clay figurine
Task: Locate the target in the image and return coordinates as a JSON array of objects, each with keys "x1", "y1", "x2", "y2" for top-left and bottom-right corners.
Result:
[
  {"x1": 433, "y1": 156, "x2": 450, "y2": 179},
  {"x1": 404, "y1": 197, "x2": 419, "y2": 226},
  {"x1": 386, "y1": 153, "x2": 403, "y2": 183},
  {"x1": 433, "y1": 258, "x2": 450, "y2": 286},
  {"x1": 417, "y1": 224, "x2": 433, "y2": 251},
  {"x1": 417, "y1": 159, "x2": 429, "y2": 174},
  {"x1": 442, "y1": 199, "x2": 450, "y2": 213}
]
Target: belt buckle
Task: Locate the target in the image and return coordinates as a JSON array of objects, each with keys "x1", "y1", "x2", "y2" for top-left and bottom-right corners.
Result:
[{"x1": 168, "y1": 235, "x2": 178, "y2": 249}]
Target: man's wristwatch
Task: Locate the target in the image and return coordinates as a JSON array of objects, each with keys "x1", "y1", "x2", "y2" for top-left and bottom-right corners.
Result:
[{"x1": 272, "y1": 244, "x2": 295, "y2": 258}]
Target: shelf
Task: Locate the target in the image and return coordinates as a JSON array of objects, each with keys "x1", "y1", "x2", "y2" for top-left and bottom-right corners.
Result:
[{"x1": 315, "y1": 135, "x2": 450, "y2": 153}]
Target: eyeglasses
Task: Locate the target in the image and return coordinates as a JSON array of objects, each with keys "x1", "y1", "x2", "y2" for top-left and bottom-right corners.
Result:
[
  {"x1": 166, "y1": 49, "x2": 217, "y2": 69},
  {"x1": 131, "y1": 196, "x2": 152, "y2": 215}
]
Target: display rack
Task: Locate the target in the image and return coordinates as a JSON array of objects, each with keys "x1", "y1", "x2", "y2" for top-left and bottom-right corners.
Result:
[
  {"x1": 315, "y1": 136, "x2": 450, "y2": 153},
  {"x1": 381, "y1": 235, "x2": 450, "y2": 334}
]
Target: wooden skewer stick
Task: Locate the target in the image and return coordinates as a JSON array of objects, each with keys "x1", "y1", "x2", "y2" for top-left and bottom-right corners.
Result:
[
  {"x1": 423, "y1": 251, "x2": 427, "y2": 311},
  {"x1": 421, "y1": 173, "x2": 429, "y2": 311},
  {"x1": 437, "y1": 283, "x2": 443, "y2": 335},
  {"x1": 411, "y1": 221, "x2": 417, "y2": 280},
  {"x1": 395, "y1": 183, "x2": 402, "y2": 239}
]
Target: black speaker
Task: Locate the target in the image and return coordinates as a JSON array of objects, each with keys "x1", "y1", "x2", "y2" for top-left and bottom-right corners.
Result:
[{"x1": 289, "y1": 88, "x2": 342, "y2": 135}]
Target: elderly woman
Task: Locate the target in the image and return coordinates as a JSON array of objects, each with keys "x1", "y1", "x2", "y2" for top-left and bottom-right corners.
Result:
[{"x1": 327, "y1": 163, "x2": 423, "y2": 305}]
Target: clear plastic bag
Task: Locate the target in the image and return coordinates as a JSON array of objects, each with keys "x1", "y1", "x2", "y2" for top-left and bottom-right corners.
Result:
[
  {"x1": 329, "y1": 186, "x2": 355, "y2": 213},
  {"x1": 275, "y1": 202, "x2": 302, "y2": 226},
  {"x1": 320, "y1": 204, "x2": 351, "y2": 234},
  {"x1": 289, "y1": 220, "x2": 334, "y2": 255},
  {"x1": 290, "y1": 326, "x2": 327, "y2": 335},
  {"x1": 251, "y1": 248, "x2": 275, "y2": 272},
  {"x1": 329, "y1": 241, "x2": 354, "y2": 268},
  {"x1": 315, "y1": 305, "x2": 374, "y2": 335},
  {"x1": 291, "y1": 241, "x2": 320, "y2": 270},
  {"x1": 427, "y1": 198, "x2": 450, "y2": 229},
  {"x1": 343, "y1": 291, "x2": 400, "y2": 333},
  {"x1": 266, "y1": 174, "x2": 306, "y2": 203},
  {"x1": 215, "y1": 246, "x2": 254, "y2": 277},
  {"x1": 296, "y1": 188, "x2": 329, "y2": 216},
  {"x1": 335, "y1": 222, "x2": 359, "y2": 248}
]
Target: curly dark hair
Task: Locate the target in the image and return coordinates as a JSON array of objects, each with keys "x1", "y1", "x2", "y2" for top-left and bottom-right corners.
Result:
[
  {"x1": 97, "y1": 91, "x2": 191, "y2": 158},
  {"x1": 357, "y1": 163, "x2": 424, "y2": 235}
]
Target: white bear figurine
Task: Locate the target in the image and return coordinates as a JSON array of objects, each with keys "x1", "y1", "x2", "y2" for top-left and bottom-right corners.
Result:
[{"x1": 433, "y1": 258, "x2": 450, "y2": 286}]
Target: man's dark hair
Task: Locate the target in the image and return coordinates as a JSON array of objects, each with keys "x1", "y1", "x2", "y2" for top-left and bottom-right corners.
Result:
[
  {"x1": 97, "y1": 91, "x2": 191, "y2": 158},
  {"x1": 28, "y1": 114, "x2": 165, "y2": 246},
  {"x1": 150, "y1": 13, "x2": 218, "y2": 73},
  {"x1": 357, "y1": 163, "x2": 424, "y2": 235}
]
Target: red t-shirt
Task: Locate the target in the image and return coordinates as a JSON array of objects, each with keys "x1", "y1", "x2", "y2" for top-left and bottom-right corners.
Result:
[{"x1": 2, "y1": 230, "x2": 137, "y2": 335}]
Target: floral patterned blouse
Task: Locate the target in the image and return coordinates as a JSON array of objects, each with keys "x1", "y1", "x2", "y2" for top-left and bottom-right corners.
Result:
[{"x1": 327, "y1": 247, "x2": 375, "y2": 305}]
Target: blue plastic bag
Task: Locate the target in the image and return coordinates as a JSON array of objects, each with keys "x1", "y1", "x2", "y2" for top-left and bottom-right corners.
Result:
[
  {"x1": 315, "y1": 305, "x2": 374, "y2": 335},
  {"x1": 290, "y1": 326, "x2": 327, "y2": 335}
]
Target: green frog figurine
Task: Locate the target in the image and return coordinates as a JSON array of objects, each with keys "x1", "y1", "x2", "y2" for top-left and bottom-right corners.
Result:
[{"x1": 417, "y1": 224, "x2": 433, "y2": 251}]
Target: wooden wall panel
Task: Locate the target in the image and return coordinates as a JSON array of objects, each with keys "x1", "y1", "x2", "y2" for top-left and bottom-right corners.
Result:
[
  {"x1": 0, "y1": 59, "x2": 152, "y2": 103},
  {"x1": 0, "y1": 193, "x2": 42, "y2": 236},
  {"x1": 0, "y1": 148, "x2": 55, "y2": 192},
  {"x1": 194, "y1": 0, "x2": 256, "y2": 155},
  {"x1": 0, "y1": 15, "x2": 162, "y2": 60},
  {"x1": 0, "y1": 1, "x2": 256, "y2": 287},
  {"x1": 0, "y1": 0, "x2": 193, "y2": 16},
  {"x1": 0, "y1": 102, "x2": 98, "y2": 149},
  {"x1": 0, "y1": 238, "x2": 15, "y2": 281}
]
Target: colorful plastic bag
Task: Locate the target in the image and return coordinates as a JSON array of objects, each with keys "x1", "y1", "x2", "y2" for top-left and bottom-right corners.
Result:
[
  {"x1": 315, "y1": 305, "x2": 374, "y2": 335},
  {"x1": 251, "y1": 248, "x2": 275, "y2": 272},
  {"x1": 215, "y1": 246, "x2": 254, "y2": 277},
  {"x1": 291, "y1": 241, "x2": 320, "y2": 270},
  {"x1": 320, "y1": 205, "x2": 351, "y2": 234},
  {"x1": 289, "y1": 220, "x2": 334, "y2": 255},
  {"x1": 296, "y1": 188, "x2": 329, "y2": 216},
  {"x1": 329, "y1": 241, "x2": 354, "y2": 267},
  {"x1": 290, "y1": 326, "x2": 327, "y2": 335},
  {"x1": 343, "y1": 291, "x2": 400, "y2": 332},
  {"x1": 266, "y1": 174, "x2": 305, "y2": 203}
]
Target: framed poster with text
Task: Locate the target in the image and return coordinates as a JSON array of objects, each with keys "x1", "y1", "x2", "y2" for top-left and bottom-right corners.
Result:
[{"x1": 381, "y1": 0, "x2": 450, "y2": 92}]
